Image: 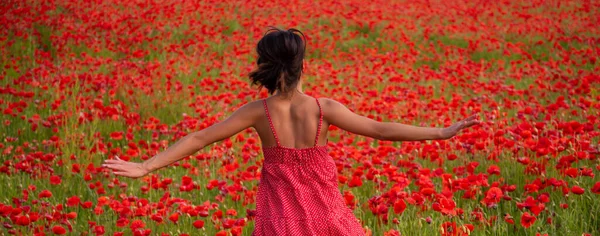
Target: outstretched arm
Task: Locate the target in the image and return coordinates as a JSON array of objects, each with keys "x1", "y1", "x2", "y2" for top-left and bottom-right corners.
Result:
[
  {"x1": 102, "y1": 101, "x2": 262, "y2": 178},
  {"x1": 321, "y1": 98, "x2": 479, "y2": 141}
]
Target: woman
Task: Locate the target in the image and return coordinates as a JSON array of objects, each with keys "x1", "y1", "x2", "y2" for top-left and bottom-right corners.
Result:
[{"x1": 102, "y1": 27, "x2": 480, "y2": 235}]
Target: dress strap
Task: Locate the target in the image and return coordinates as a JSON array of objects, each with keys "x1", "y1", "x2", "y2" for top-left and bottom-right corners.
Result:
[
  {"x1": 314, "y1": 97, "x2": 323, "y2": 147},
  {"x1": 263, "y1": 99, "x2": 281, "y2": 147}
]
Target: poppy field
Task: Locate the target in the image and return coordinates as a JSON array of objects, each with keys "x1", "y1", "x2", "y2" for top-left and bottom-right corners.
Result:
[{"x1": 1, "y1": 0, "x2": 599, "y2": 235}]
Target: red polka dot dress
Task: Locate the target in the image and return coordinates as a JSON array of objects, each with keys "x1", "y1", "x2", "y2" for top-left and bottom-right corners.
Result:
[{"x1": 252, "y1": 98, "x2": 365, "y2": 236}]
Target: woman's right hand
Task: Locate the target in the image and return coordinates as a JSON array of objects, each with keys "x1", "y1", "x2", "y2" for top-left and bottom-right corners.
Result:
[
  {"x1": 102, "y1": 156, "x2": 151, "y2": 178},
  {"x1": 440, "y1": 114, "x2": 481, "y2": 139}
]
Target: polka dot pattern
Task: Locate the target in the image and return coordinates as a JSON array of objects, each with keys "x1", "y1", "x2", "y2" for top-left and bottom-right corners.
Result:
[{"x1": 252, "y1": 98, "x2": 365, "y2": 236}]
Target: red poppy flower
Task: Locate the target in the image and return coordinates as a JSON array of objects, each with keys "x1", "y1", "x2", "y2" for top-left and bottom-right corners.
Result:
[
  {"x1": 130, "y1": 219, "x2": 145, "y2": 230},
  {"x1": 110, "y1": 132, "x2": 123, "y2": 140},
  {"x1": 210, "y1": 230, "x2": 228, "y2": 236},
  {"x1": 393, "y1": 199, "x2": 406, "y2": 215},
  {"x1": 564, "y1": 167, "x2": 579, "y2": 178},
  {"x1": 151, "y1": 214, "x2": 163, "y2": 223},
  {"x1": 487, "y1": 165, "x2": 501, "y2": 175},
  {"x1": 571, "y1": 185, "x2": 585, "y2": 195},
  {"x1": 440, "y1": 221, "x2": 457, "y2": 236},
  {"x1": 94, "y1": 225, "x2": 105, "y2": 235},
  {"x1": 50, "y1": 175, "x2": 62, "y2": 185},
  {"x1": 52, "y1": 225, "x2": 67, "y2": 235},
  {"x1": 482, "y1": 187, "x2": 503, "y2": 207},
  {"x1": 81, "y1": 201, "x2": 93, "y2": 209},
  {"x1": 460, "y1": 224, "x2": 474, "y2": 235},
  {"x1": 348, "y1": 175, "x2": 363, "y2": 187},
  {"x1": 16, "y1": 215, "x2": 30, "y2": 226},
  {"x1": 343, "y1": 191, "x2": 357, "y2": 207},
  {"x1": 521, "y1": 212, "x2": 536, "y2": 228},
  {"x1": 439, "y1": 198, "x2": 457, "y2": 216},
  {"x1": 66, "y1": 212, "x2": 77, "y2": 219},
  {"x1": 116, "y1": 218, "x2": 129, "y2": 227},
  {"x1": 169, "y1": 213, "x2": 179, "y2": 223},
  {"x1": 591, "y1": 182, "x2": 600, "y2": 194},
  {"x1": 504, "y1": 214, "x2": 515, "y2": 224},
  {"x1": 38, "y1": 190, "x2": 52, "y2": 198},
  {"x1": 193, "y1": 220, "x2": 205, "y2": 229},
  {"x1": 66, "y1": 196, "x2": 80, "y2": 207}
]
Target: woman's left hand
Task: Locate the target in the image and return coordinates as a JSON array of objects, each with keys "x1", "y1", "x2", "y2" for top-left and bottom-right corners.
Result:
[
  {"x1": 102, "y1": 156, "x2": 150, "y2": 178},
  {"x1": 440, "y1": 114, "x2": 481, "y2": 139}
]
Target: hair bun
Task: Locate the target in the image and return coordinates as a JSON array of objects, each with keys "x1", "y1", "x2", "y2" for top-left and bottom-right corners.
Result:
[{"x1": 249, "y1": 27, "x2": 306, "y2": 95}]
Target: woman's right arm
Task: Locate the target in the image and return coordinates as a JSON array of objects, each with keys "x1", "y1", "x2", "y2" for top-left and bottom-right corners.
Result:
[
  {"x1": 321, "y1": 98, "x2": 479, "y2": 141},
  {"x1": 102, "y1": 100, "x2": 262, "y2": 178}
]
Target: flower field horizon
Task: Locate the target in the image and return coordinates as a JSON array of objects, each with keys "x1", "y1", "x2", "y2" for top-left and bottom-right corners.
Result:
[{"x1": 1, "y1": 0, "x2": 599, "y2": 235}]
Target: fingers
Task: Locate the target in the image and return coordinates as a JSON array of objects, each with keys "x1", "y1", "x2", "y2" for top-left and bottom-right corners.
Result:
[
  {"x1": 113, "y1": 171, "x2": 132, "y2": 177},
  {"x1": 101, "y1": 156, "x2": 140, "y2": 178},
  {"x1": 464, "y1": 114, "x2": 481, "y2": 124},
  {"x1": 113, "y1": 171, "x2": 125, "y2": 176},
  {"x1": 463, "y1": 120, "x2": 480, "y2": 128},
  {"x1": 104, "y1": 165, "x2": 136, "y2": 178},
  {"x1": 464, "y1": 114, "x2": 478, "y2": 121},
  {"x1": 103, "y1": 159, "x2": 121, "y2": 164},
  {"x1": 103, "y1": 156, "x2": 128, "y2": 166},
  {"x1": 102, "y1": 163, "x2": 127, "y2": 171},
  {"x1": 104, "y1": 155, "x2": 122, "y2": 162},
  {"x1": 458, "y1": 115, "x2": 481, "y2": 130}
]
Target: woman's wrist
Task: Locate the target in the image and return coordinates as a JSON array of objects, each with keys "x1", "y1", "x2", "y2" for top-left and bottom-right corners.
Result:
[
  {"x1": 437, "y1": 128, "x2": 447, "y2": 140},
  {"x1": 141, "y1": 160, "x2": 153, "y2": 174}
]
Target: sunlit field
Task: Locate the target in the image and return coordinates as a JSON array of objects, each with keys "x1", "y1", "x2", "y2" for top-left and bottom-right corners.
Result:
[{"x1": 1, "y1": 0, "x2": 599, "y2": 235}]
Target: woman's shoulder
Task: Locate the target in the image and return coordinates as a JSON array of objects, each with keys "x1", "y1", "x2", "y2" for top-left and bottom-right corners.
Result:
[
  {"x1": 315, "y1": 97, "x2": 343, "y2": 109},
  {"x1": 231, "y1": 100, "x2": 265, "y2": 117},
  {"x1": 236, "y1": 99, "x2": 264, "y2": 108}
]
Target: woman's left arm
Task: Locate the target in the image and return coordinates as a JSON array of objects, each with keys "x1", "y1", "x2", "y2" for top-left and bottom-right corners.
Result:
[{"x1": 102, "y1": 101, "x2": 261, "y2": 178}]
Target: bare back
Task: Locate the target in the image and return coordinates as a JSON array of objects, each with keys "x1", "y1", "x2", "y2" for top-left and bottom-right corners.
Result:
[{"x1": 255, "y1": 94, "x2": 328, "y2": 149}]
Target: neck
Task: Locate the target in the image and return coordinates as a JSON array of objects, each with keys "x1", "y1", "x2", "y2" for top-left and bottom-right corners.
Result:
[{"x1": 274, "y1": 81, "x2": 303, "y2": 99}]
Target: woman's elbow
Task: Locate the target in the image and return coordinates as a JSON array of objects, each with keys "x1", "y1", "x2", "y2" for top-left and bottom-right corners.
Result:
[
  {"x1": 189, "y1": 131, "x2": 207, "y2": 149},
  {"x1": 373, "y1": 123, "x2": 389, "y2": 141}
]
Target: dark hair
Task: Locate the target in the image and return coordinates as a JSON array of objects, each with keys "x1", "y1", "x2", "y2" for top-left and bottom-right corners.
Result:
[{"x1": 249, "y1": 27, "x2": 307, "y2": 95}]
